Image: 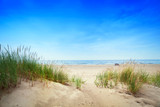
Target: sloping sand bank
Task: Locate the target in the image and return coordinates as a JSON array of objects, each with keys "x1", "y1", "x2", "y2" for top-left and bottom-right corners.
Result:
[{"x1": 0, "y1": 64, "x2": 160, "y2": 107}]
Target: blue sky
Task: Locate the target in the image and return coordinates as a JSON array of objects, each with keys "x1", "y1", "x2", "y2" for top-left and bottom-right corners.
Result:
[{"x1": 0, "y1": 0, "x2": 160, "y2": 60}]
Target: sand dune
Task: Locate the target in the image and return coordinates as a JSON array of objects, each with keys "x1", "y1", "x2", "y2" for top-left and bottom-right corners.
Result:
[{"x1": 0, "y1": 64, "x2": 160, "y2": 107}]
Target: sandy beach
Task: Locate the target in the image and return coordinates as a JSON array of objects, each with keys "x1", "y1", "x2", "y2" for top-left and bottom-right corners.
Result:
[
  {"x1": 0, "y1": 64, "x2": 160, "y2": 107},
  {"x1": 1, "y1": 0, "x2": 160, "y2": 106}
]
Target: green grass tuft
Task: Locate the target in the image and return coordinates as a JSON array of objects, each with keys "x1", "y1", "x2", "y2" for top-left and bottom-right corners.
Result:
[
  {"x1": 94, "y1": 70, "x2": 118, "y2": 88},
  {"x1": 120, "y1": 67, "x2": 133, "y2": 84},
  {"x1": 150, "y1": 72, "x2": 160, "y2": 87},
  {"x1": 71, "y1": 76, "x2": 85, "y2": 89},
  {"x1": 52, "y1": 68, "x2": 69, "y2": 84}
]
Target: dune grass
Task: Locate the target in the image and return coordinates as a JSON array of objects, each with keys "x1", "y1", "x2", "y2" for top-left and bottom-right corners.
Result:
[
  {"x1": 52, "y1": 67, "x2": 69, "y2": 84},
  {"x1": 94, "y1": 70, "x2": 118, "y2": 88},
  {"x1": 150, "y1": 72, "x2": 160, "y2": 87},
  {"x1": 119, "y1": 67, "x2": 145, "y2": 94},
  {"x1": 71, "y1": 76, "x2": 85, "y2": 89},
  {"x1": 137, "y1": 70, "x2": 149, "y2": 83},
  {"x1": 120, "y1": 67, "x2": 133, "y2": 84},
  {"x1": 0, "y1": 45, "x2": 68, "y2": 89},
  {"x1": 95, "y1": 64, "x2": 158, "y2": 94}
]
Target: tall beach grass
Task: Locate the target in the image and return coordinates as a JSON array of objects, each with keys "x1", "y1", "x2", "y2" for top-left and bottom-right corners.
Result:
[
  {"x1": 150, "y1": 72, "x2": 160, "y2": 87},
  {"x1": 0, "y1": 45, "x2": 68, "y2": 89},
  {"x1": 95, "y1": 63, "x2": 159, "y2": 94}
]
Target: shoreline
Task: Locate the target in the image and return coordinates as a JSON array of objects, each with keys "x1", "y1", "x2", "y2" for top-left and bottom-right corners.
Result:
[
  {"x1": 42, "y1": 59, "x2": 160, "y2": 65},
  {"x1": 60, "y1": 63, "x2": 160, "y2": 65}
]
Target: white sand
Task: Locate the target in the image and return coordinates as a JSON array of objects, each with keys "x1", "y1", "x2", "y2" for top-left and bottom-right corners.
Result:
[{"x1": 0, "y1": 64, "x2": 160, "y2": 107}]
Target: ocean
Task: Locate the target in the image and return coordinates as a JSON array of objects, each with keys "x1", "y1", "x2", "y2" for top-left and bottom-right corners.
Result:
[{"x1": 41, "y1": 59, "x2": 160, "y2": 65}]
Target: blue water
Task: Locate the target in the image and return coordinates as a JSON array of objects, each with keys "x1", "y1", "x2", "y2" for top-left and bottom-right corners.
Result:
[{"x1": 41, "y1": 60, "x2": 160, "y2": 65}]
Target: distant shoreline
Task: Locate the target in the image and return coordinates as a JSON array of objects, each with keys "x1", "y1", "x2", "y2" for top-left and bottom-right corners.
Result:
[{"x1": 40, "y1": 59, "x2": 160, "y2": 65}]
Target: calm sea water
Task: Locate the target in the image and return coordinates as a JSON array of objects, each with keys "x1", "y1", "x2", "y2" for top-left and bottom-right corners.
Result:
[{"x1": 41, "y1": 60, "x2": 160, "y2": 65}]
